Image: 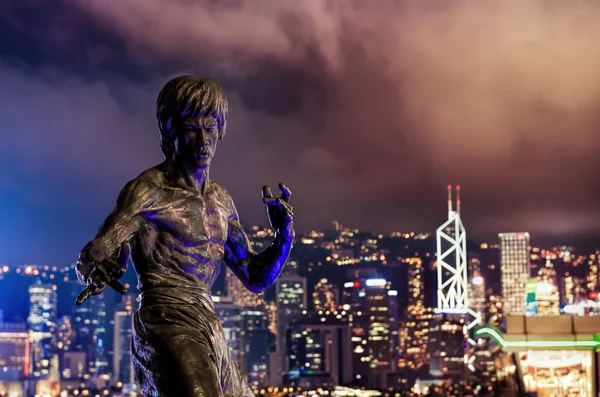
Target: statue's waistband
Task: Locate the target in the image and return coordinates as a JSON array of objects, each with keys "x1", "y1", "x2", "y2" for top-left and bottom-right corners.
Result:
[{"x1": 139, "y1": 286, "x2": 214, "y2": 309}]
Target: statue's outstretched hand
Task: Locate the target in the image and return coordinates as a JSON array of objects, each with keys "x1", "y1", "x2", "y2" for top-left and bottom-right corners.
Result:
[
  {"x1": 75, "y1": 241, "x2": 129, "y2": 305},
  {"x1": 262, "y1": 183, "x2": 294, "y2": 240}
]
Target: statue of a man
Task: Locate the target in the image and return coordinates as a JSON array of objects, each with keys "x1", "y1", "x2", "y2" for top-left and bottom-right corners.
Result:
[{"x1": 74, "y1": 76, "x2": 295, "y2": 397}]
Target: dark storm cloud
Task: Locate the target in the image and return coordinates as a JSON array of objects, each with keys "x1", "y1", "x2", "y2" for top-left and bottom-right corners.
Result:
[{"x1": 1, "y1": 0, "x2": 600, "y2": 263}]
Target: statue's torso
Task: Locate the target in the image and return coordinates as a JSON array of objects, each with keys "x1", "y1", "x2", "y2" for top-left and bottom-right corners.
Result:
[{"x1": 130, "y1": 169, "x2": 231, "y2": 292}]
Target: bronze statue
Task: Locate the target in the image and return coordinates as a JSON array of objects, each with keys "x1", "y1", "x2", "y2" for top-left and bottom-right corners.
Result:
[{"x1": 74, "y1": 76, "x2": 295, "y2": 397}]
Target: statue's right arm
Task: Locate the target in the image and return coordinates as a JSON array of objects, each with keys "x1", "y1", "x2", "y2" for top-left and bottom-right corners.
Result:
[{"x1": 76, "y1": 177, "x2": 156, "y2": 285}]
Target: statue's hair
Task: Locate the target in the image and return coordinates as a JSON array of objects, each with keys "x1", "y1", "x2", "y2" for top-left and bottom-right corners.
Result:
[{"x1": 156, "y1": 76, "x2": 228, "y2": 159}]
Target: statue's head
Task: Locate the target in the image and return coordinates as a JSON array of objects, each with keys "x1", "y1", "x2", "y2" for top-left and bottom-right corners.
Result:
[{"x1": 156, "y1": 76, "x2": 228, "y2": 169}]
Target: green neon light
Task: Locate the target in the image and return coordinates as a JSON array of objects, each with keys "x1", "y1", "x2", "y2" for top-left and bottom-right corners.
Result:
[{"x1": 474, "y1": 326, "x2": 600, "y2": 349}]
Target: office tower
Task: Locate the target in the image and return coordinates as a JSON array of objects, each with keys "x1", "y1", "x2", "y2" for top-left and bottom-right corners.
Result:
[
  {"x1": 272, "y1": 273, "x2": 307, "y2": 385},
  {"x1": 478, "y1": 242, "x2": 502, "y2": 296},
  {"x1": 286, "y1": 317, "x2": 352, "y2": 389},
  {"x1": 56, "y1": 316, "x2": 75, "y2": 352},
  {"x1": 436, "y1": 187, "x2": 480, "y2": 324},
  {"x1": 407, "y1": 258, "x2": 425, "y2": 315},
  {"x1": 436, "y1": 186, "x2": 468, "y2": 311},
  {"x1": 27, "y1": 279, "x2": 57, "y2": 333},
  {"x1": 343, "y1": 270, "x2": 398, "y2": 388},
  {"x1": 71, "y1": 287, "x2": 108, "y2": 378},
  {"x1": 399, "y1": 307, "x2": 435, "y2": 372},
  {"x1": 499, "y1": 232, "x2": 531, "y2": 316},
  {"x1": 536, "y1": 260, "x2": 560, "y2": 316},
  {"x1": 398, "y1": 257, "x2": 431, "y2": 371},
  {"x1": 312, "y1": 278, "x2": 339, "y2": 312},
  {"x1": 241, "y1": 306, "x2": 270, "y2": 390},
  {"x1": 434, "y1": 186, "x2": 479, "y2": 375},
  {"x1": 469, "y1": 272, "x2": 486, "y2": 323},
  {"x1": 113, "y1": 294, "x2": 136, "y2": 386},
  {"x1": 0, "y1": 323, "x2": 30, "y2": 381},
  {"x1": 428, "y1": 316, "x2": 467, "y2": 378},
  {"x1": 276, "y1": 274, "x2": 307, "y2": 350}
]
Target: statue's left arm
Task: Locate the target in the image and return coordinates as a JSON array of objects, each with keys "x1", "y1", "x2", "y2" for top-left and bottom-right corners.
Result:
[{"x1": 223, "y1": 184, "x2": 295, "y2": 294}]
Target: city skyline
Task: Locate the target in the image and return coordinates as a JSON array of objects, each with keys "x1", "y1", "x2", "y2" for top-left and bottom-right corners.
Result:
[
  {"x1": 0, "y1": 219, "x2": 598, "y2": 395},
  {"x1": 3, "y1": 2, "x2": 600, "y2": 265}
]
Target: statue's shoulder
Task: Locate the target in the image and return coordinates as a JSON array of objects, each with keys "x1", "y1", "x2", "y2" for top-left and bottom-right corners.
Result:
[
  {"x1": 135, "y1": 165, "x2": 166, "y2": 187},
  {"x1": 208, "y1": 180, "x2": 231, "y2": 198},
  {"x1": 208, "y1": 180, "x2": 235, "y2": 209},
  {"x1": 120, "y1": 165, "x2": 166, "y2": 199}
]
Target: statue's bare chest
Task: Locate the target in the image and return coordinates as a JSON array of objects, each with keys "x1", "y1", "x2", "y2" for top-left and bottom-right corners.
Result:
[{"x1": 147, "y1": 188, "x2": 229, "y2": 245}]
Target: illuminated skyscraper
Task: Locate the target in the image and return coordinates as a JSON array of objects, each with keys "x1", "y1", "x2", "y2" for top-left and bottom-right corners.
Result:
[
  {"x1": 434, "y1": 186, "x2": 479, "y2": 374},
  {"x1": 240, "y1": 306, "x2": 270, "y2": 390},
  {"x1": 536, "y1": 260, "x2": 560, "y2": 316},
  {"x1": 113, "y1": 294, "x2": 136, "y2": 386},
  {"x1": 56, "y1": 316, "x2": 75, "y2": 354},
  {"x1": 342, "y1": 270, "x2": 398, "y2": 388},
  {"x1": 436, "y1": 186, "x2": 469, "y2": 313},
  {"x1": 271, "y1": 273, "x2": 307, "y2": 385},
  {"x1": 435, "y1": 186, "x2": 480, "y2": 326},
  {"x1": 399, "y1": 257, "x2": 431, "y2": 371},
  {"x1": 71, "y1": 286, "x2": 108, "y2": 377},
  {"x1": 0, "y1": 323, "x2": 30, "y2": 381},
  {"x1": 468, "y1": 256, "x2": 487, "y2": 323},
  {"x1": 312, "y1": 278, "x2": 339, "y2": 312},
  {"x1": 276, "y1": 274, "x2": 307, "y2": 349},
  {"x1": 499, "y1": 232, "x2": 531, "y2": 316},
  {"x1": 428, "y1": 317, "x2": 467, "y2": 378},
  {"x1": 407, "y1": 258, "x2": 424, "y2": 315},
  {"x1": 27, "y1": 280, "x2": 57, "y2": 332},
  {"x1": 286, "y1": 317, "x2": 352, "y2": 389}
]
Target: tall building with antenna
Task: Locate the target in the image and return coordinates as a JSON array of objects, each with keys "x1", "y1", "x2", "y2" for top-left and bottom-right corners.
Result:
[
  {"x1": 436, "y1": 185, "x2": 473, "y2": 318},
  {"x1": 431, "y1": 186, "x2": 481, "y2": 377}
]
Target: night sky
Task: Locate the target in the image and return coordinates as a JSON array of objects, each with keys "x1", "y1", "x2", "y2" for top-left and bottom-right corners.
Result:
[{"x1": 2, "y1": 1, "x2": 600, "y2": 265}]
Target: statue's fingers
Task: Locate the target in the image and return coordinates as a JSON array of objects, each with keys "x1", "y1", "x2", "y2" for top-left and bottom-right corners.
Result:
[
  {"x1": 263, "y1": 197, "x2": 283, "y2": 209},
  {"x1": 76, "y1": 287, "x2": 93, "y2": 305},
  {"x1": 93, "y1": 266, "x2": 112, "y2": 285},
  {"x1": 279, "y1": 183, "x2": 291, "y2": 202},
  {"x1": 261, "y1": 185, "x2": 273, "y2": 199},
  {"x1": 92, "y1": 278, "x2": 107, "y2": 292}
]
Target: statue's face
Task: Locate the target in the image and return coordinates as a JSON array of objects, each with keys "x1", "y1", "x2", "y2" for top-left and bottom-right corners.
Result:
[{"x1": 174, "y1": 114, "x2": 220, "y2": 170}]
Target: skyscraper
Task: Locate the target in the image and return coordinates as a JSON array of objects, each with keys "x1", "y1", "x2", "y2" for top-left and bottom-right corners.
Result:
[
  {"x1": 342, "y1": 270, "x2": 398, "y2": 388},
  {"x1": 27, "y1": 279, "x2": 57, "y2": 333},
  {"x1": 312, "y1": 278, "x2": 339, "y2": 312},
  {"x1": 399, "y1": 257, "x2": 431, "y2": 371},
  {"x1": 113, "y1": 294, "x2": 136, "y2": 387},
  {"x1": 273, "y1": 273, "x2": 307, "y2": 385},
  {"x1": 536, "y1": 260, "x2": 560, "y2": 316},
  {"x1": 468, "y1": 255, "x2": 487, "y2": 323},
  {"x1": 0, "y1": 323, "x2": 30, "y2": 381},
  {"x1": 499, "y1": 232, "x2": 531, "y2": 316},
  {"x1": 71, "y1": 285, "x2": 108, "y2": 378},
  {"x1": 286, "y1": 317, "x2": 352, "y2": 389}
]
